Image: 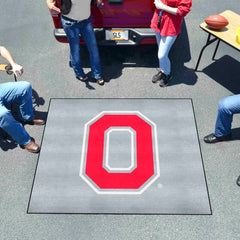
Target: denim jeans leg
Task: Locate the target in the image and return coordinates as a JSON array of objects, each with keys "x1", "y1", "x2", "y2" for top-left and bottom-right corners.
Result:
[
  {"x1": 80, "y1": 19, "x2": 102, "y2": 79},
  {"x1": 0, "y1": 106, "x2": 31, "y2": 145},
  {"x1": 155, "y1": 31, "x2": 163, "y2": 70},
  {"x1": 155, "y1": 31, "x2": 161, "y2": 48},
  {"x1": 155, "y1": 31, "x2": 176, "y2": 75},
  {"x1": 61, "y1": 17, "x2": 85, "y2": 78},
  {"x1": 18, "y1": 82, "x2": 35, "y2": 121},
  {"x1": 0, "y1": 81, "x2": 34, "y2": 121},
  {"x1": 0, "y1": 82, "x2": 33, "y2": 145},
  {"x1": 215, "y1": 95, "x2": 240, "y2": 136}
]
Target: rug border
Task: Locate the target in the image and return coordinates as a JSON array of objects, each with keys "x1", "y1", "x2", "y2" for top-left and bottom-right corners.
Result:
[{"x1": 27, "y1": 98, "x2": 212, "y2": 215}]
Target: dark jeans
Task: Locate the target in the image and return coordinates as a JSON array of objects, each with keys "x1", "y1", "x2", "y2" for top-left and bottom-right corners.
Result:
[{"x1": 61, "y1": 16, "x2": 102, "y2": 79}]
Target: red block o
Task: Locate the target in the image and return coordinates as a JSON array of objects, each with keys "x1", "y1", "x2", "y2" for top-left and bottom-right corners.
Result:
[{"x1": 85, "y1": 114, "x2": 155, "y2": 189}]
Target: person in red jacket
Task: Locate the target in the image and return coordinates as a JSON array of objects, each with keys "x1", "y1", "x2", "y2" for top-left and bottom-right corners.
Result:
[{"x1": 151, "y1": 0, "x2": 192, "y2": 87}]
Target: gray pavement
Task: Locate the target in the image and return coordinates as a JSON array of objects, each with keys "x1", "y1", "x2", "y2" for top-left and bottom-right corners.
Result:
[{"x1": 0, "y1": 0, "x2": 240, "y2": 239}]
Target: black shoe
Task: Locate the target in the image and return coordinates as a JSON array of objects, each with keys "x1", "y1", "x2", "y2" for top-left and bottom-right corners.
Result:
[
  {"x1": 159, "y1": 73, "x2": 172, "y2": 87},
  {"x1": 204, "y1": 133, "x2": 231, "y2": 143},
  {"x1": 76, "y1": 75, "x2": 88, "y2": 82},
  {"x1": 236, "y1": 175, "x2": 240, "y2": 187},
  {"x1": 152, "y1": 69, "x2": 163, "y2": 83}
]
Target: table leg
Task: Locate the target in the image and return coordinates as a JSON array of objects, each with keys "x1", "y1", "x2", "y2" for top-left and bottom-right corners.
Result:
[
  {"x1": 195, "y1": 34, "x2": 218, "y2": 71},
  {"x1": 212, "y1": 39, "x2": 220, "y2": 60}
]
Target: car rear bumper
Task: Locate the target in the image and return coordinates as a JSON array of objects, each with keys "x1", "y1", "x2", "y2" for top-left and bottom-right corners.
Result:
[{"x1": 54, "y1": 28, "x2": 156, "y2": 45}]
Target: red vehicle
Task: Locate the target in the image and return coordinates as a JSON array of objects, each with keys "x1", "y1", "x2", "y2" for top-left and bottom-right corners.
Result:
[{"x1": 49, "y1": 0, "x2": 156, "y2": 45}]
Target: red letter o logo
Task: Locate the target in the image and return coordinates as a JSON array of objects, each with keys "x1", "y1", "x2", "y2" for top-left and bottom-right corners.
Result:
[{"x1": 80, "y1": 111, "x2": 160, "y2": 194}]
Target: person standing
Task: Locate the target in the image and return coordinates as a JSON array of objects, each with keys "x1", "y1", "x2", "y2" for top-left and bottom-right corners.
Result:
[
  {"x1": 46, "y1": 0, "x2": 104, "y2": 85},
  {"x1": 151, "y1": 0, "x2": 192, "y2": 87},
  {"x1": 0, "y1": 46, "x2": 45, "y2": 153}
]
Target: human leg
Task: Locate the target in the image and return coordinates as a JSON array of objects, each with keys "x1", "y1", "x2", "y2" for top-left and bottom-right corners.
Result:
[
  {"x1": 0, "y1": 82, "x2": 43, "y2": 151},
  {"x1": 0, "y1": 105, "x2": 31, "y2": 146},
  {"x1": 152, "y1": 32, "x2": 176, "y2": 86},
  {"x1": 80, "y1": 18, "x2": 102, "y2": 80},
  {"x1": 61, "y1": 17, "x2": 86, "y2": 78},
  {"x1": 155, "y1": 30, "x2": 161, "y2": 48},
  {"x1": 204, "y1": 95, "x2": 240, "y2": 143},
  {"x1": 215, "y1": 94, "x2": 240, "y2": 136},
  {"x1": 152, "y1": 32, "x2": 163, "y2": 83},
  {"x1": 0, "y1": 81, "x2": 34, "y2": 122},
  {"x1": 157, "y1": 34, "x2": 177, "y2": 75}
]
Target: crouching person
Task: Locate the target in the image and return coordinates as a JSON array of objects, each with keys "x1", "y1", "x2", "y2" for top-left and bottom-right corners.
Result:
[{"x1": 0, "y1": 46, "x2": 45, "y2": 153}]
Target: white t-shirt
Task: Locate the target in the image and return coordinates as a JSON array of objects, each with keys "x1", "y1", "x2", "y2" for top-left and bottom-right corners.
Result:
[{"x1": 62, "y1": 0, "x2": 91, "y2": 21}]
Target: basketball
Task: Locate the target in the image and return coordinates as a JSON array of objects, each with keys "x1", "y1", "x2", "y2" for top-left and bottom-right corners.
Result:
[{"x1": 205, "y1": 15, "x2": 229, "y2": 30}]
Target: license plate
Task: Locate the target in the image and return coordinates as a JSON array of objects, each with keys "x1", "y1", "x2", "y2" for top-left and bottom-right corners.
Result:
[{"x1": 105, "y1": 30, "x2": 129, "y2": 41}]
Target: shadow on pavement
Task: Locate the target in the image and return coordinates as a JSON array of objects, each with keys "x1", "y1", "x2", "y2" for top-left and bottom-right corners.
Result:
[
  {"x1": 0, "y1": 130, "x2": 18, "y2": 151},
  {"x1": 168, "y1": 19, "x2": 198, "y2": 87},
  {"x1": 203, "y1": 55, "x2": 240, "y2": 94},
  {"x1": 32, "y1": 88, "x2": 45, "y2": 109},
  {"x1": 231, "y1": 127, "x2": 240, "y2": 141},
  {"x1": 80, "y1": 44, "x2": 159, "y2": 84},
  {"x1": 80, "y1": 19, "x2": 197, "y2": 86}
]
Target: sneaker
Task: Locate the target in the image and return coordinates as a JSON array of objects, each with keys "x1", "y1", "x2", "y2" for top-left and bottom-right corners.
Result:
[
  {"x1": 152, "y1": 69, "x2": 164, "y2": 83},
  {"x1": 159, "y1": 73, "x2": 172, "y2": 87}
]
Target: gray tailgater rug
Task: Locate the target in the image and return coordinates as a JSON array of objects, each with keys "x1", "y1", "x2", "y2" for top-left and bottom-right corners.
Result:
[{"x1": 28, "y1": 99, "x2": 211, "y2": 214}]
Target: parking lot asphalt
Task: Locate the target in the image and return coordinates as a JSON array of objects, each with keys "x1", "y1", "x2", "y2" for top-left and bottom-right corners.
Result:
[{"x1": 0, "y1": 0, "x2": 240, "y2": 239}]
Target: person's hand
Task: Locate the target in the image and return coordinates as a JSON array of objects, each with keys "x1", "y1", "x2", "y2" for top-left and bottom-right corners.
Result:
[
  {"x1": 96, "y1": 0, "x2": 104, "y2": 7},
  {"x1": 11, "y1": 63, "x2": 23, "y2": 77},
  {"x1": 154, "y1": 0, "x2": 166, "y2": 10},
  {"x1": 47, "y1": 1, "x2": 61, "y2": 14}
]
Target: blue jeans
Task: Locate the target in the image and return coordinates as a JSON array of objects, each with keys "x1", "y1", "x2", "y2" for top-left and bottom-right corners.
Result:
[
  {"x1": 155, "y1": 31, "x2": 177, "y2": 75},
  {"x1": 0, "y1": 81, "x2": 34, "y2": 146},
  {"x1": 215, "y1": 94, "x2": 240, "y2": 137},
  {"x1": 61, "y1": 17, "x2": 102, "y2": 79}
]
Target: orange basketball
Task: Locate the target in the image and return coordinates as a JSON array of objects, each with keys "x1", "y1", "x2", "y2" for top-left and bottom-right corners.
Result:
[{"x1": 205, "y1": 15, "x2": 229, "y2": 30}]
